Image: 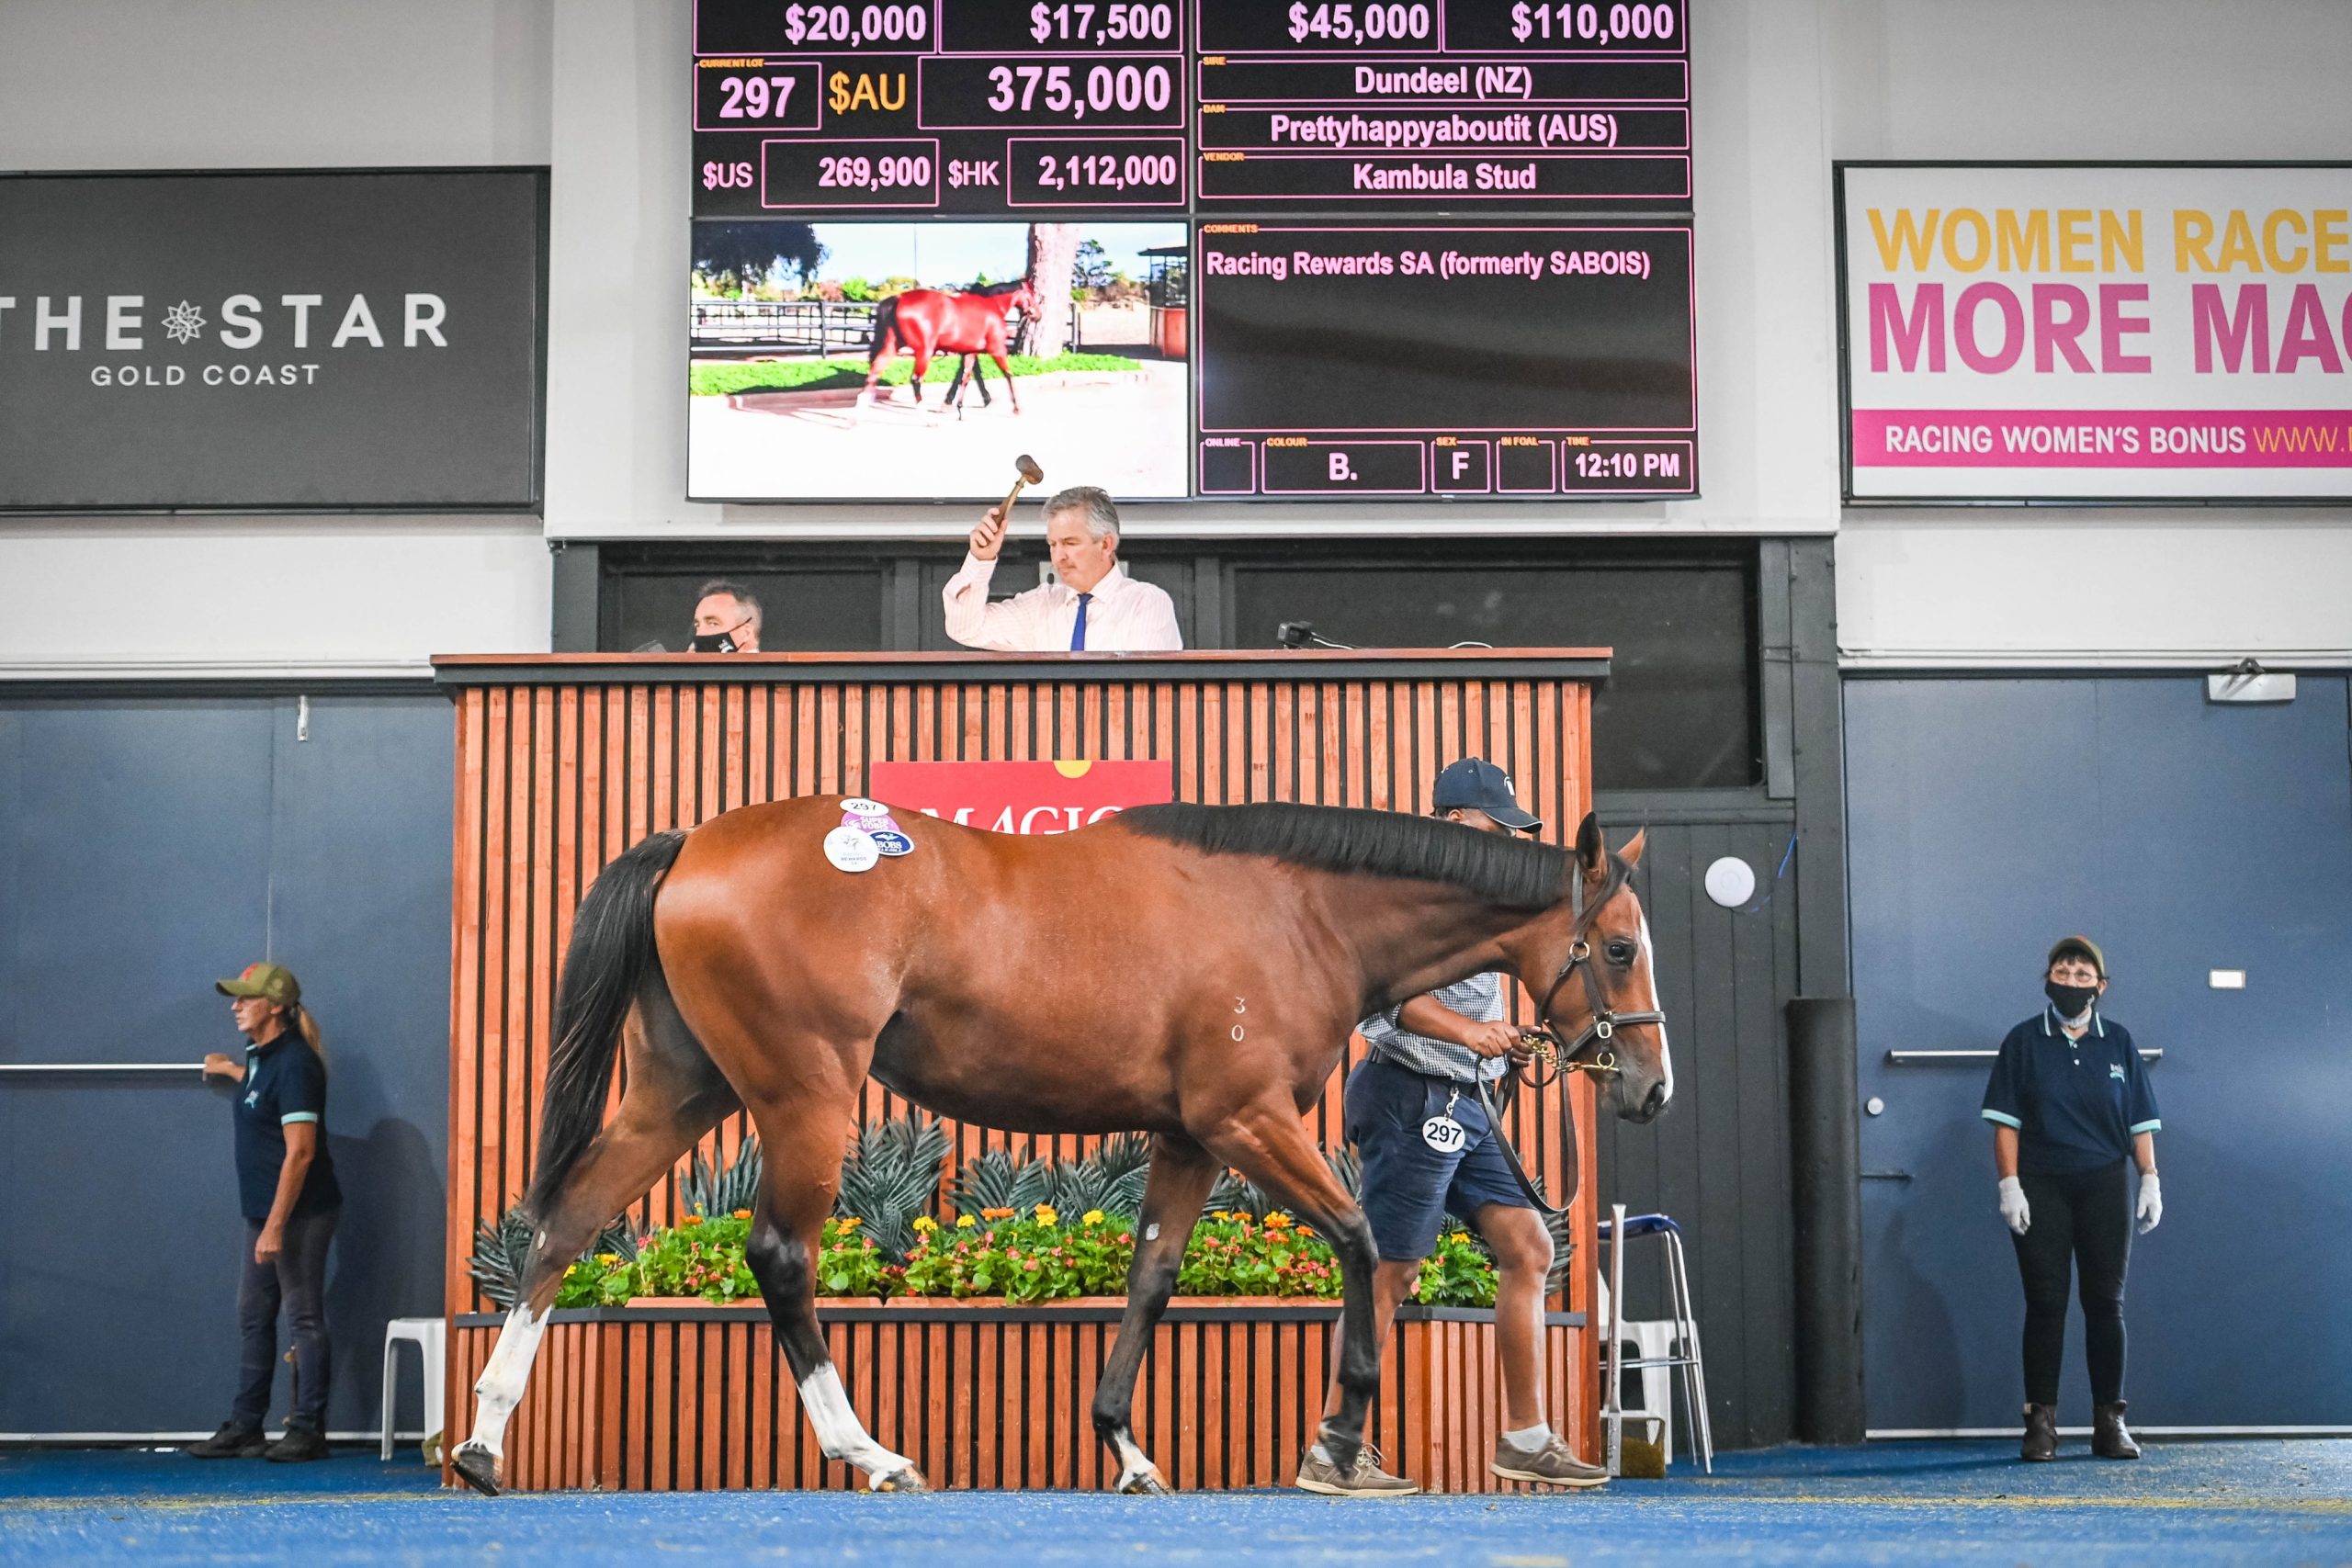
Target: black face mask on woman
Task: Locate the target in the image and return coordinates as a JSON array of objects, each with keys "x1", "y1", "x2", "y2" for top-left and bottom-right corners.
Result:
[{"x1": 2044, "y1": 979, "x2": 2100, "y2": 1019}]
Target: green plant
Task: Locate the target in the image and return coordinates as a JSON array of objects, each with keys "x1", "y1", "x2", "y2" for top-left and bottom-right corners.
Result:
[
  {"x1": 1177, "y1": 1210, "x2": 1343, "y2": 1299},
  {"x1": 676, "y1": 1138, "x2": 763, "y2": 1219},
  {"x1": 467, "y1": 1207, "x2": 537, "y2": 1311},
  {"x1": 901, "y1": 1204, "x2": 1136, "y2": 1303},
  {"x1": 949, "y1": 1145, "x2": 1057, "y2": 1219},
  {"x1": 1416, "y1": 1224, "x2": 1498, "y2": 1308},
  {"x1": 835, "y1": 1115, "x2": 950, "y2": 1263},
  {"x1": 470, "y1": 1205, "x2": 647, "y2": 1311},
  {"x1": 632, "y1": 1212, "x2": 759, "y2": 1302}
]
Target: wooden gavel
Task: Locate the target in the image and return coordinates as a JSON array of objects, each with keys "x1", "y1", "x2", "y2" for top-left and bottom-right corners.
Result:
[{"x1": 995, "y1": 454, "x2": 1044, "y2": 523}]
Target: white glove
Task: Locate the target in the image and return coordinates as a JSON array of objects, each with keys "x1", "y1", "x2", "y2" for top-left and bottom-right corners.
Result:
[
  {"x1": 2135, "y1": 1172, "x2": 2162, "y2": 1235},
  {"x1": 1998, "y1": 1176, "x2": 2030, "y2": 1235}
]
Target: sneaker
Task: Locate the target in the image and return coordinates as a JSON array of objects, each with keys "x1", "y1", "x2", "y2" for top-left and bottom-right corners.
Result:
[
  {"x1": 186, "y1": 1421, "x2": 267, "y2": 1460},
  {"x1": 1295, "y1": 1431, "x2": 1420, "y2": 1497},
  {"x1": 1492, "y1": 1430, "x2": 1610, "y2": 1488},
  {"x1": 264, "y1": 1426, "x2": 330, "y2": 1463}
]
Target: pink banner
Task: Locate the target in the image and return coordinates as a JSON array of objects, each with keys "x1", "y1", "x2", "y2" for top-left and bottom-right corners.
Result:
[{"x1": 1852, "y1": 409, "x2": 2352, "y2": 468}]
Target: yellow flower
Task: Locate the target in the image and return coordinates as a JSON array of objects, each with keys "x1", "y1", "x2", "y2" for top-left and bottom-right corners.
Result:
[
  {"x1": 1034, "y1": 1203, "x2": 1058, "y2": 1225},
  {"x1": 1082, "y1": 1210, "x2": 1106, "y2": 1226},
  {"x1": 1263, "y1": 1212, "x2": 1292, "y2": 1229},
  {"x1": 839, "y1": 1216, "x2": 864, "y2": 1229},
  {"x1": 1211, "y1": 1210, "x2": 1231, "y2": 1222},
  {"x1": 911, "y1": 1216, "x2": 937, "y2": 1234},
  {"x1": 1447, "y1": 1231, "x2": 1470, "y2": 1246},
  {"x1": 683, "y1": 1214, "x2": 704, "y2": 1226},
  {"x1": 594, "y1": 1253, "x2": 619, "y2": 1267},
  {"x1": 956, "y1": 1214, "x2": 978, "y2": 1229}
]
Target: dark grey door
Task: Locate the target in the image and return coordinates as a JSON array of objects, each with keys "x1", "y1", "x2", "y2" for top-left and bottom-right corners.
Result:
[
  {"x1": 0, "y1": 693, "x2": 453, "y2": 1436},
  {"x1": 1595, "y1": 807, "x2": 1804, "y2": 1449},
  {"x1": 1847, "y1": 676, "x2": 2352, "y2": 1429}
]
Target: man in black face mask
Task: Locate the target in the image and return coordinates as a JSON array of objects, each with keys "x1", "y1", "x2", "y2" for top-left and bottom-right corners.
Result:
[
  {"x1": 1980, "y1": 935, "x2": 2163, "y2": 1464},
  {"x1": 688, "y1": 581, "x2": 763, "y2": 653}
]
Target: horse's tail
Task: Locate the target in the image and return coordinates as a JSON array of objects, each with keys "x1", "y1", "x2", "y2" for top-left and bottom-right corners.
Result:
[
  {"x1": 866, "y1": 295, "x2": 899, "y2": 365},
  {"x1": 525, "y1": 829, "x2": 689, "y2": 1216}
]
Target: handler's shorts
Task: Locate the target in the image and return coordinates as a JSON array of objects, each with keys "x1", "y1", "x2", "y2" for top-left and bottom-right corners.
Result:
[{"x1": 1344, "y1": 1055, "x2": 1531, "y2": 1263}]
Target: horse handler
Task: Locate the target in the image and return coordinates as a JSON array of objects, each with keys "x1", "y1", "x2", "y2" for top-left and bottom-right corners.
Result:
[
  {"x1": 186, "y1": 962, "x2": 342, "y2": 1461},
  {"x1": 1982, "y1": 935, "x2": 2163, "y2": 1461},
  {"x1": 1299, "y1": 758, "x2": 1611, "y2": 1497}
]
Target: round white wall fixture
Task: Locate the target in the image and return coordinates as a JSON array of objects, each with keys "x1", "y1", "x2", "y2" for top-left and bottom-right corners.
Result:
[{"x1": 1703, "y1": 855, "x2": 1756, "y2": 908}]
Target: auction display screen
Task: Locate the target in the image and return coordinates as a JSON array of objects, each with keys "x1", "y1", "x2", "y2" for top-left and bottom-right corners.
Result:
[{"x1": 687, "y1": 0, "x2": 1695, "y2": 502}]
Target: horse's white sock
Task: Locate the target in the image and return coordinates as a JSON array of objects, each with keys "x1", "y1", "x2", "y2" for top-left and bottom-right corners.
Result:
[
  {"x1": 467, "y1": 1302, "x2": 549, "y2": 1458},
  {"x1": 798, "y1": 1363, "x2": 915, "y2": 1483}
]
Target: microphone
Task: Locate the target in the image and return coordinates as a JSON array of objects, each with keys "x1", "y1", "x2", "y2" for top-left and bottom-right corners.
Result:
[{"x1": 1277, "y1": 621, "x2": 1357, "y2": 650}]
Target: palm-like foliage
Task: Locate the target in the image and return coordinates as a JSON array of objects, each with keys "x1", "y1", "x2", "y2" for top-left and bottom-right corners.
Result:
[
  {"x1": 836, "y1": 1115, "x2": 951, "y2": 1263},
  {"x1": 468, "y1": 1206, "x2": 645, "y2": 1311},
  {"x1": 949, "y1": 1145, "x2": 1058, "y2": 1217},
  {"x1": 677, "y1": 1137, "x2": 765, "y2": 1219}
]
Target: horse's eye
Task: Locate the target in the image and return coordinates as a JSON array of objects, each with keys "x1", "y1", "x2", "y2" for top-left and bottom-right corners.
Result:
[{"x1": 1607, "y1": 941, "x2": 1635, "y2": 965}]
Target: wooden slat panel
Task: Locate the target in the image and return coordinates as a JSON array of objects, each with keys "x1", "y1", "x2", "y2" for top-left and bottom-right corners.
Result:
[{"x1": 445, "y1": 660, "x2": 1600, "y2": 1489}]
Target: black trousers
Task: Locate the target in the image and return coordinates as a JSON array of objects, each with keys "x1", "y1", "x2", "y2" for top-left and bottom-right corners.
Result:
[
  {"x1": 2011, "y1": 1160, "x2": 2131, "y2": 1407},
  {"x1": 232, "y1": 1207, "x2": 338, "y2": 1433}
]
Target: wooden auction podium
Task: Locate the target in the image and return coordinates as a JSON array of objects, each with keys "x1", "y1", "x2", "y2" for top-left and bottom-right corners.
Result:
[{"x1": 432, "y1": 649, "x2": 1610, "y2": 1493}]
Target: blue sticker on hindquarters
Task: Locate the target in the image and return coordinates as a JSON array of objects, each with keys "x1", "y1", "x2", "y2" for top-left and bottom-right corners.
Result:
[{"x1": 869, "y1": 829, "x2": 914, "y2": 856}]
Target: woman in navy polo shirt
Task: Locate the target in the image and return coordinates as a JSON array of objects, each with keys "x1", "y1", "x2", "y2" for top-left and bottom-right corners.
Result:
[
  {"x1": 1981, "y1": 936, "x2": 2162, "y2": 1463},
  {"x1": 187, "y1": 962, "x2": 342, "y2": 1462}
]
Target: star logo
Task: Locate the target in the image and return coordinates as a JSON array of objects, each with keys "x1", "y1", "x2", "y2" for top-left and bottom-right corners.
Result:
[{"x1": 162, "y1": 299, "x2": 206, "y2": 344}]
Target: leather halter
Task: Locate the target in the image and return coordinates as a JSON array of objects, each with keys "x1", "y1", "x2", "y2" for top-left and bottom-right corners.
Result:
[{"x1": 1524, "y1": 859, "x2": 1666, "y2": 1082}]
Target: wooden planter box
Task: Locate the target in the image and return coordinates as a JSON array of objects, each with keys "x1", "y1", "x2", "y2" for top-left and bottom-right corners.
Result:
[{"x1": 449, "y1": 1300, "x2": 1587, "y2": 1493}]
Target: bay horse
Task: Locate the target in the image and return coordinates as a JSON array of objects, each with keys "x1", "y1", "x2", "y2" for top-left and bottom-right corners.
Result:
[
  {"x1": 451, "y1": 797, "x2": 1670, "y2": 1496},
  {"x1": 857, "y1": 280, "x2": 1039, "y2": 414}
]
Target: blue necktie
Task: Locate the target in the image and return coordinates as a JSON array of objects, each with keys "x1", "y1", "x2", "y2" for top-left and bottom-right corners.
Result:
[{"x1": 1070, "y1": 592, "x2": 1091, "y2": 651}]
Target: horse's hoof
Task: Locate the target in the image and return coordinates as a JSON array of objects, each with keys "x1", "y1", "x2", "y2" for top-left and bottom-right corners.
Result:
[
  {"x1": 451, "y1": 1444, "x2": 502, "y2": 1496},
  {"x1": 1117, "y1": 1468, "x2": 1171, "y2": 1495},
  {"x1": 871, "y1": 1466, "x2": 931, "y2": 1494}
]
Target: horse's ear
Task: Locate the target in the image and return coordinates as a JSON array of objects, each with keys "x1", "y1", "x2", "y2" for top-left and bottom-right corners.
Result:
[
  {"x1": 1575, "y1": 812, "x2": 1607, "y2": 878},
  {"x1": 1619, "y1": 828, "x2": 1646, "y2": 870}
]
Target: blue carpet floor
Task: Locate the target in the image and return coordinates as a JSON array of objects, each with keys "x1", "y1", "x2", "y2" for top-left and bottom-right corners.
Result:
[{"x1": 2, "y1": 1439, "x2": 2346, "y2": 1565}]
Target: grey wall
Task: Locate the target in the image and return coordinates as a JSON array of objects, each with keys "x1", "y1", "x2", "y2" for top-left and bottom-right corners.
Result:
[
  {"x1": 0, "y1": 691, "x2": 451, "y2": 1436},
  {"x1": 1847, "y1": 675, "x2": 2352, "y2": 1429}
]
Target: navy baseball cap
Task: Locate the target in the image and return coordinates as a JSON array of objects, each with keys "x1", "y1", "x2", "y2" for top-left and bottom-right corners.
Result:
[{"x1": 1432, "y1": 758, "x2": 1541, "y2": 832}]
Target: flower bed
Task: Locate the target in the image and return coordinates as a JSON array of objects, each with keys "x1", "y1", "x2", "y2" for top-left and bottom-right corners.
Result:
[{"x1": 554, "y1": 1205, "x2": 1496, "y2": 1310}]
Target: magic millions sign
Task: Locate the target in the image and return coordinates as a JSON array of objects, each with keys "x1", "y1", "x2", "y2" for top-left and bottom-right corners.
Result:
[{"x1": 0, "y1": 169, "x2": 546, "y2": 512}]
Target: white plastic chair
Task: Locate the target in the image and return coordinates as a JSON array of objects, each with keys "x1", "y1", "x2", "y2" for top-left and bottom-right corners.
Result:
[{"x1": 380, "y1": 1316, "x2": 446, "y2": 1461}]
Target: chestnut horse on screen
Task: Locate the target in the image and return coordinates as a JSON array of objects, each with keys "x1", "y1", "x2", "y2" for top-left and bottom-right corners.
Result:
[
  {"x1": 857, "y1": 279, "x2": 1040, "y2": 413},
  {"x1": 452, "y1": 797, "x2": 1671, "y2": 1496}
]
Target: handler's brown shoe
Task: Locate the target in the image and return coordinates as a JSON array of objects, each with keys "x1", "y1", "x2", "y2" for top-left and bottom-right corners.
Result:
[
  {"x1": 2020, "y1": 1403, "x2": 2058, "y2": 1461},
  {"x1": 1295, "y1": 1428, "x2": 1419, "y2": 1496},
  {"x1": 1492, "y1": 1430, "x2": 1610, "y2": 1488},
  {"x1": 2092, "y1": 1401, "x2": 2141, "y2": 1460}
]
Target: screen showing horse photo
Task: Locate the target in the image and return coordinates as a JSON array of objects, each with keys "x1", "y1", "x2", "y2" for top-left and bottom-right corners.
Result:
[{"x1": 687, "y1": 220, "x2": 1191, "y2": 502}]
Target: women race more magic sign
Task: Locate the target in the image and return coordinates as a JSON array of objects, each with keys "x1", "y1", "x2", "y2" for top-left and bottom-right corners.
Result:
[{"x1": 1838, "y1": 164, "x2": 2352, "y2": 502}]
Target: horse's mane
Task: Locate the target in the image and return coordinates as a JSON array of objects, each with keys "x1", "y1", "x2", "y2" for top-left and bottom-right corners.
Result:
[
  {"x1": 1118, "y1": 802, "x2": 1573, "y2": 910},
  {"x1": 958, "y1": 280, "x2": 1029, "y2": 297}
]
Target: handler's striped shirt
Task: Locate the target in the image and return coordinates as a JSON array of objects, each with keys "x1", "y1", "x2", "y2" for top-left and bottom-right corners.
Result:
[{"x1": 1357, "y1": 972, "x2": 1510, "y2": 1085}]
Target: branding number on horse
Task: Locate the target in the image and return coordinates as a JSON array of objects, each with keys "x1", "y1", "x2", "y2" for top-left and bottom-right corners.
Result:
[{"x1": 823, "y1": 825, "x2": 881, "y2": 874}]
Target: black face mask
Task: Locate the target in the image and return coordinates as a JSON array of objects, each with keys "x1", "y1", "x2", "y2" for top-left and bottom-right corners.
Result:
[
  {"x1": 2044, "y1": 979, "x2": 2100, "y2": 1018},
  {"x1": 686, "y1": 631, "x2": 738, "y2": 653}
]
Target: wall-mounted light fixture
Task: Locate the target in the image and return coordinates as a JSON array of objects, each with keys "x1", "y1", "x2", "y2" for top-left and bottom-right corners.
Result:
[{"x1": 2205, "y1": 658, "x2": 2296, "y2": 705}]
